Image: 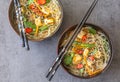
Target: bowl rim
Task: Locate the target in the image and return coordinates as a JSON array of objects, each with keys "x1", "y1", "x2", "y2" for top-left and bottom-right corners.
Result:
[
  {"x1": 57, "y1": 23, "x2": 113, "y2": 79},
  {"x1": 8, "y1": 0, "x2": 64, "y2": 42}
]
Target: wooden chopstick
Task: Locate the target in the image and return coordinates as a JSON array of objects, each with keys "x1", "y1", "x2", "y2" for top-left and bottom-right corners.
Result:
[
  {"x1": 13, "y1": 0, "x2": 30, "y2": 50},
  {"x1": 13, "y1": 0, "x2": 25, "y2": 47},
  {"x1": 46, "y1": 0, "x2": 99, "y2": 81}
]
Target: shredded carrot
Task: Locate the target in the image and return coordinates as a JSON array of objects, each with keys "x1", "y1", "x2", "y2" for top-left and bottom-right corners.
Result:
[{"x1": 34, "y1": 26, "x2": 39, "y2": 36}]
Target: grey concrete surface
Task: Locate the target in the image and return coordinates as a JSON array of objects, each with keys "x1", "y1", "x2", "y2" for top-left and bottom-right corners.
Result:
[{"x1": 0, "y1": 0, "x2": 120, "y2": 82}]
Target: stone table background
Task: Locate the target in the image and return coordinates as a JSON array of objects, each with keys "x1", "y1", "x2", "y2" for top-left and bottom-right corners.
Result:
[{"x1": 0, "y1": 0, "x2": 120, "y2": 82}]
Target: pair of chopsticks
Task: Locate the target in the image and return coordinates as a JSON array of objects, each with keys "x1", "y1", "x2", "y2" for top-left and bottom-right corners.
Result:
[
  {"x1": 13, "y1": 0, "x2": 30, "y2": 50},
  {"x1": 46, "y1": 0, "x2": 99, "y2": 81}
]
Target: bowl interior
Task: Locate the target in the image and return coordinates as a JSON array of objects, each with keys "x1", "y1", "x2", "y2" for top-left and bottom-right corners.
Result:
[
  {"x1": 58, "y1": 23, "x2": 113, "y2": 79},
  {"x1": 8, "y1": 0, "x2": 63, "y2": 41}
]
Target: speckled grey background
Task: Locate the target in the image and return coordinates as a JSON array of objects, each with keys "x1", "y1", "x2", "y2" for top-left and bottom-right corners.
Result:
[{"x1": 0, "y1": 0, "x2": 120, "y2": 82}]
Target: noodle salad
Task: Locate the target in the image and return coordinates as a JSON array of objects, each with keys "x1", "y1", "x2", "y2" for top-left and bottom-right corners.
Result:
[
  {"x1": 61, "y1": 26, "x2": 111, "y2": 77},
  {"x1": 20, "y1": 0, "x2": 62, "y2": 40}
]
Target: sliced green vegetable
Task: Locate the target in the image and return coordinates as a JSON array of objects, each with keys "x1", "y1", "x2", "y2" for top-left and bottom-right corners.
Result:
[
  {"x1": 81, "y1": 43, "x2": 95, "y2": 48},
  {"x1": 80, "y1": 68, "x2": 84, "y2": 73},
  {"x1": 39, "y1": 25, "x2": 49, "y2": 31},
  {"x1": 73, "y1": 41, "x2": 81, "y2": 45},
  {"x1": 46, "y1": 0, "x2": 51, "y2": 3},
  {"x1": 88, "y1": 27, "x2": 96, "y2": 34},
  {"x1": 73, "y1": 41, "x2": 95, "y2": 48},
  {"x1": 70, "y1": 52, "x2": 75, "y2": 58},
  {"x1": 24, "y1": 21, "x2": 36, "y2": 29},
  {"x1": 27, "y1": 0, "x2": 34, "y2": 5},
  {"x1": 63, "y1": 55, "x2": 72, "y2": 65}
]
